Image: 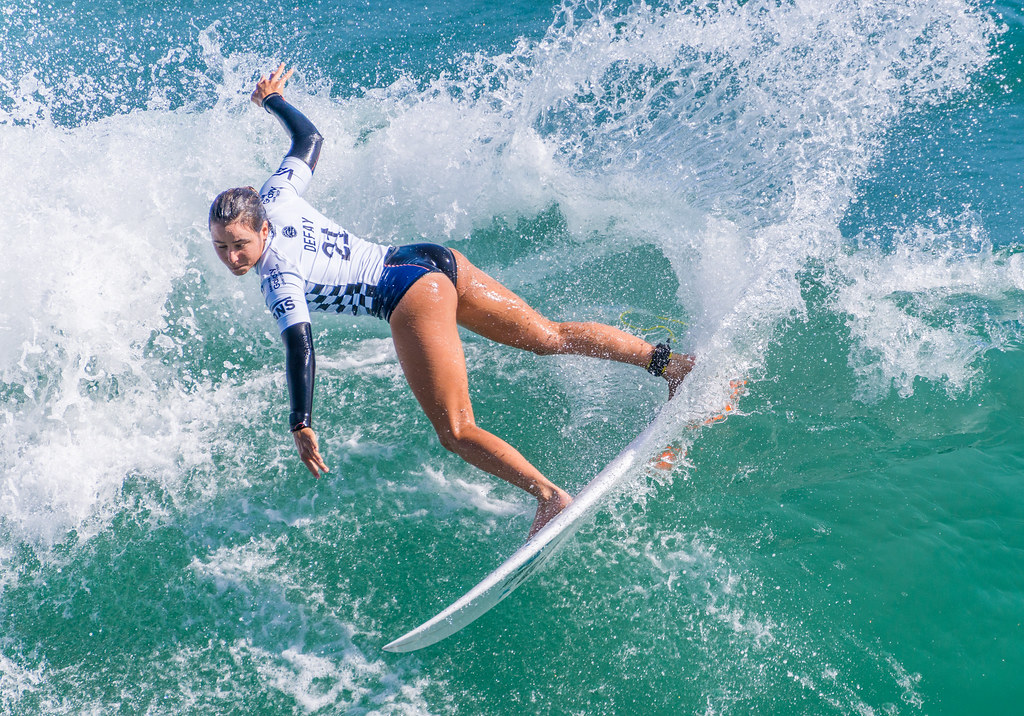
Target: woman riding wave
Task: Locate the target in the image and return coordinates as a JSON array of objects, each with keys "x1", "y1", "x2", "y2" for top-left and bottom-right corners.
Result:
[{"x1": 208, "y1": 65, "x2": 694, "y2": 538}]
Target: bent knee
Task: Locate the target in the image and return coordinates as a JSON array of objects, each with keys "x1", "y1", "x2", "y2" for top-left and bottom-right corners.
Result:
[
  {"x1": 434, "y1": 420, "x2": 474, "y2": 453},
  {"x1": 437, "y1": 430, "x2": 461, "y2": 453}
]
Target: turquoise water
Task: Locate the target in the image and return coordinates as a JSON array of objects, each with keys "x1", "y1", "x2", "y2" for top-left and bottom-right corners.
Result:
[{"x1": 2, "y1": 0, "x2": 1022, "y2": 713}]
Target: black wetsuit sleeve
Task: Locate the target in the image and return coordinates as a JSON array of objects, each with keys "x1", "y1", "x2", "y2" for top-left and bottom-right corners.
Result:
[
  {"x1": 282, "y1": 322, "x2": 315, "y2": 431},
  {"x1": 262, "y1": 93, "x2": 324, "y2": 171}
]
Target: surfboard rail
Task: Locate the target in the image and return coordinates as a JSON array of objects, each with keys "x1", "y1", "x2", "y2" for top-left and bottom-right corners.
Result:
[{"x1": 383, "y1": 379, "x2": 746, "y2": 653}]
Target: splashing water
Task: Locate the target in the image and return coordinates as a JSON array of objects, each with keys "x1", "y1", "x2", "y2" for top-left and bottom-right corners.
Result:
[{"x1": 2, "y1": 0, "x2": 1020, "y2": 713}]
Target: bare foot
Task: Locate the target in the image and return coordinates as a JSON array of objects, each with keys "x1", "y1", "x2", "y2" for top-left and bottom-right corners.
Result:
[
  {"x1": 664, "y1": 353, "x2": 695, "y2": 399},
  {"x1": 528, "y1": 488, "x2": 573, "y2": 539}
]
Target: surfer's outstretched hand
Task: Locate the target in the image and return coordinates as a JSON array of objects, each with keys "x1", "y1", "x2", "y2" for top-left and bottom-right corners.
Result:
[
  {"x1": 293, "y1": 426, "x2": 329, "y2": 479},
  {"x1": 251, "y1": 62, "x2": 295, "y2": 106},
  {"x1": 665, "y1": 353, "x2": 695, "y2": 400}
]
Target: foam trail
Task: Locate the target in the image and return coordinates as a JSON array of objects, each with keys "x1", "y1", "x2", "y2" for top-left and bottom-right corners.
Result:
[
  {"x1": 0, "y1": 0, "x2": 999, "y2": 581},
  {"x1": 304, "y1": 0, "x2": 998, "y2": 414},
  {"x1": 0, "y1": 86, "x2": 287, "y2": 556},
  {"x1": 0, "y1": 0, "x2": 1010, "y2": 712}
]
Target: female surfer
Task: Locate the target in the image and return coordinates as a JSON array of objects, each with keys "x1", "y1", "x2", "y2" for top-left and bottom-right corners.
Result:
[{"x1": 209, "y1": 64, "x2": 694, "y2": 538}]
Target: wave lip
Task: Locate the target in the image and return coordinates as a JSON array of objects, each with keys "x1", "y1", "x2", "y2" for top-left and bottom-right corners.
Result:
[{"x1": 0, "y1": 0, "x2": 1012, "y2": 713}]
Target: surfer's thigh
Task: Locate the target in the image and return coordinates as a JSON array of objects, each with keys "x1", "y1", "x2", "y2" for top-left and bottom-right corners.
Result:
[
  {"x1": 450, "y1": 250, "x2": 563, "y2": 354},
  {"x1": 389, "y1": 274, "x2": 474, "y2": 437}
]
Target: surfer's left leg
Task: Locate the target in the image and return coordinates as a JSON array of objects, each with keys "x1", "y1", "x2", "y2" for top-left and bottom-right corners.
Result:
[
  {"x1": 651, "y1": 344, "x2": 695, "y2": 399},
  {"x1": 389, "y1": 272, "x2": 572, "y2": 538},
  {"x1": 448, "y1": 250, "x2": 694, "y2": 397}
]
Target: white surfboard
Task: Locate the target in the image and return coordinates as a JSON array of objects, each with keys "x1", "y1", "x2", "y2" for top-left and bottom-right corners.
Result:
[{"x1": 383, "y1": 380, "x2": 745, "y2": 653}]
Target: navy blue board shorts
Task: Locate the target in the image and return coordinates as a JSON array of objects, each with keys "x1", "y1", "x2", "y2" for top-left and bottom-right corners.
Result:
[{"x1": 372, "y1": 243, "x2": 459, "y2": 322}]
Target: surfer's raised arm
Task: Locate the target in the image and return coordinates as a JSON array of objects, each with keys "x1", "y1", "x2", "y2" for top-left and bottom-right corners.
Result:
[
  {"x1": 210, "y1": 61, "x2": 694, "y2": 537},
  {"x1": 251, "y1": 63, "x2": 324, "y2": 171}
]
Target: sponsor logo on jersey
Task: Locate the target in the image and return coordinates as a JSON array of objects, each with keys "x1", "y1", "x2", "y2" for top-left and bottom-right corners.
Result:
[
  {"x1": 302, "y1": 217, "x2": 316, "y2": 253},
  {"x1": 272, "y1": 166, "x2": 294, "y2": 180},
  {"x1": 268, "y1": 266, "x2": 282, "y2": 290},
  {"x1": 262, "y1": 187, "x2": 281, "y2": 205},
  {"x1": 283, "y1": 225, "x2": 297, "y2": 238},
  {"x1": 270, "y1": 296, "x2": 296, "y2": 319}
]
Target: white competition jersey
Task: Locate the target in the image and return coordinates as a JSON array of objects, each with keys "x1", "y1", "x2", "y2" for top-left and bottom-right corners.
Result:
[{"x1": 255, "y1": 156, "x2": 390, "y2": 332}]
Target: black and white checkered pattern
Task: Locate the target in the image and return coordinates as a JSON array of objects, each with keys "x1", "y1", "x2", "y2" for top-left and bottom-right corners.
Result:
[{"x1": 306, "y1": 282, "x2": 378, "y2": 317}]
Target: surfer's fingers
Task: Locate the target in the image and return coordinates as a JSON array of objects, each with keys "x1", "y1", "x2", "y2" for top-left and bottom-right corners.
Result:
[
  {"x1": 267, "y1": 62, "x2": 284, "y2": 83},
  {"x1": 251, "y1": 74, "x2": 272, "y2": 104},
  {"x1": 299, "y1": 453, "x2": 316, "y2": 474},
  {"x1": 268, "y1": 63, "x2": 292, "y2": 88},
  {"x1": 251, "y1": 64, "x2": 292, "y2": 105},
  {"x1": 293, "y1": 428, "x2": 327, "y2": 478},
  {"x1": 299, "y1": 444, "x2": 324, "y2": 479},
  {"x1": 310, "y1": 446, "x2": 329, "y2": 475},
  {"x1": 301, "y1": 456, "x2": 322, "y2": 480}
]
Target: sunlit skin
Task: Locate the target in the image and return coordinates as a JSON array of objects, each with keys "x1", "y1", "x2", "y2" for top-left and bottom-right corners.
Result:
[
  {"x1": 210, "y1": 219, "x2": 269, "y2": 276},
  {"x1": 211, "y1": 63, "x2": 695, "y2": 538}
]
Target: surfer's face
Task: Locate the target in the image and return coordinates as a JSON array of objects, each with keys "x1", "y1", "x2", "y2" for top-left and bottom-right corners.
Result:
[{"x1": 211, "y1": 219, "x2": 268, "y2": 276}]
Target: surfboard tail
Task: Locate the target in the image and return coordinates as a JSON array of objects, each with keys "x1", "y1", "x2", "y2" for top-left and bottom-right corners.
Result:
[{"x1": 383, "y1": 519, "x2": 583, "y2": 652}]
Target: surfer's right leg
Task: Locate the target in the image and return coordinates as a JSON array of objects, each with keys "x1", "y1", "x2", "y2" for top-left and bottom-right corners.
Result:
[
  {"x1": 448, "y1": 250, "x2": 694, "y2": 396},
  {"x1": 389, "y1": 272, "x2": 572, "y2": 538}
]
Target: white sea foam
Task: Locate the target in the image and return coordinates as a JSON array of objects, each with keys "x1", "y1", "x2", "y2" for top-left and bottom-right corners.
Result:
[
  {"x1": 185, "y1": 531, "x2": 445, "y2": 713},
  {"x1": 189, "y1": 528, "x2": 441, "y2": 712},
  {"x1": 605, "y1": 521, "x2": 927, "y2": 714},
  {"x1": 0, "y1": 652, "x2": 44, "y2": 713},
  {"x1": 234, "y1": 641, "x2": 439, "y2": 715},
  {"x1": 0, "y1": 95, "x2": 271, "y2": 558},
  {"x1": 387, "y1": 465, "x2": 526, "y2": 538},
  {"x1": 0, "y1": 0, "x2": 1006, "y2": 711},
  {"x1": 1, "y1": 1, "x2": 1000, "y2": 555},
  {"x1": 837, "y1": 215, "x2": 1022, "y2": 399},
  {"x1": 190, "y1": 535, "x2": 295, "y2": 597}
]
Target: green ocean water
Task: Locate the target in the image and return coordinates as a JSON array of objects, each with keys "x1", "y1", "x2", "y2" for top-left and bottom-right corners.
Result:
[{"x1": 2, "y1": 0, "x2": 1023, "y2": 713}]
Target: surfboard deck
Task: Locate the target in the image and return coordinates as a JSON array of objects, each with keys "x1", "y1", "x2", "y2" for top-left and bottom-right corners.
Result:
[{"x1": 382, "y1": 380, "x2": 746, "y2": 653}]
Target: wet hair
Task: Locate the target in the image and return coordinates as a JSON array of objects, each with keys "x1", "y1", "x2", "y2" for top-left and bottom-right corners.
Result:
[{"x1": 208, "y1": 187, "x2": 267, "y2": 232}]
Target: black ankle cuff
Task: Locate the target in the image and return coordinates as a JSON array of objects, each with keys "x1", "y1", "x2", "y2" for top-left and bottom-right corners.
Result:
[{"x1": 646, "y1": 343, "x2": 671, "y2": 376}]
